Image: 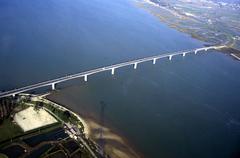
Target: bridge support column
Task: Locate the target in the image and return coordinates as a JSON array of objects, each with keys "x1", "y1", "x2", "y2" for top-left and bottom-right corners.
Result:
[
  {"x1": 134, "y1": 63, "x2": 138, "y2": 69},
  {"x1": 194, "y1": 50, "x2": 198, "y2": 54},
  {"x1": 204, "y1": 48, "x2": 208, "y2": 51},
  {"x1": 182, "y1": 53, "x2": 186, "y2": 57},
  {"x1": 111, "y1": 68, "x2": 115, "y2": 75},
  {"x1": 84, "y1": 75, "x2": 88, "y2": 82},
  {"x1": 169, "y1": 55, "x2": 172, "y2": 61},
  {"x1": 52, "y1": 83, "x2": 56, "y2": 90},
  {"x1": 153, "y1": 58, "x2": 157, "y2": 64},
  {"x1": 12, "y1": 93, "x2": 16, "y2": 97}
]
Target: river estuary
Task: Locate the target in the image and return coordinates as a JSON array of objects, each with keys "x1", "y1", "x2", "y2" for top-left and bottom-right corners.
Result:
[{"x1": 0, "y1": 0, "x2": 240, "y2": 157}]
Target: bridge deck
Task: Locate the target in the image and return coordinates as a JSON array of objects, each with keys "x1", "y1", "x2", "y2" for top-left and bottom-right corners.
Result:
[{"x1": 0, "y1": 45, "x2": 225, "y2": 98}]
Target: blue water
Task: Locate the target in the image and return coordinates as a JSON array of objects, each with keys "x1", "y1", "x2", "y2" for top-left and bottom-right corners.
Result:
[
  {"x1": 0, "y1": 0, "x2": 201, "y2": 90},
  {"x1": 0, "y1": 0, "x2": 240, "y2": 158}
]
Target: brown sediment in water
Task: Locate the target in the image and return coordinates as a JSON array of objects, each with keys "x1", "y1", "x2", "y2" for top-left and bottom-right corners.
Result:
[
  {"x1": 46, "y1": 92, "x2": 143, "y2": 158},
  {"x1": 86, "y1": 117, "x2": 142, "y2": 158}
]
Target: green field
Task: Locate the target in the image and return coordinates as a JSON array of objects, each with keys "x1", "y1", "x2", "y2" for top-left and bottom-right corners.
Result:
[{"x1": 0, "y1": 118, "x2": 23, "y2": 142}]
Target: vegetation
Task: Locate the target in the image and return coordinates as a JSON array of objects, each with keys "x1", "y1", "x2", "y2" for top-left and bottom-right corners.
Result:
[
  {"x1": 0, "y1": 117, "x2": 23, "y2": 142},
  {"x1": 0, "y1": 99, "x2": 62, "y2": 146},
  {"x1": 0, "y1": 98, "x2": 16, "y2": 124},
  {"x1": 43, "y1": 102, "x2": 84, "y2": 129},
  {"x1": 0, "y1": 154, "x2": 8, "y2": 158},
  {"x1": 0, "y1": 97, "x2": 99, "y2": 158}
]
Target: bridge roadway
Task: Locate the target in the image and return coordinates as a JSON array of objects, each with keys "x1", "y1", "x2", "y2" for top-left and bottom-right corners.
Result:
[{"x1": 0, "y1": 45, "x2": 225, "y2": 99}]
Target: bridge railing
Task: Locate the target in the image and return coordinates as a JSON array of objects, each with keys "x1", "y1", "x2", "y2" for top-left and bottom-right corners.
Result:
[{"x1": 0, "y1": 45, "x2": 226, "y2": 98}]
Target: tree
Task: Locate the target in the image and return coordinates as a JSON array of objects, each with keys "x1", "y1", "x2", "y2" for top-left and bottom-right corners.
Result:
[{"x1": 63, "y1": 110, "x2": 71, "y2": 119}]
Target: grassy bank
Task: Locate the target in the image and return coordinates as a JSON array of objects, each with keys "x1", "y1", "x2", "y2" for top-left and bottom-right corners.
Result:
[{"x1": 0, "y1": 118, "x2": 23, "y2": 142}]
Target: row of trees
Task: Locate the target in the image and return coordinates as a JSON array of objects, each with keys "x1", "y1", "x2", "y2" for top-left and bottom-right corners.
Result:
[{"x1": 0, "y1": 98, "x2": 16, "y2": 124}]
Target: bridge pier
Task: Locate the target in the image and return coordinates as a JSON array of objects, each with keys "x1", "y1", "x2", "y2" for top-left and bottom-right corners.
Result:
[
  {"x1": 134, "y1": 63, "x2": 138, "y2": 69},
  {"x1": 84, "y1": 75, "x2": 88, "y2": 82},
  {"x1": 111, "y1": 68, "x2": 115, "y2": 75},
  {"x1": 1, "y1": 46, "x2": 227, "y2": 99},
  {"x1": 153, "y1": 58, "x2": 157, "y2": 64},
  {"x1": 51, "y1": 83, "x2": 56, "y2": 90}
]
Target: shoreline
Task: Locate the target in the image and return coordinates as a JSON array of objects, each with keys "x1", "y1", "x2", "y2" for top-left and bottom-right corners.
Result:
[
  {"x1": 31, "y1": 94, "x2": 91, "y2": 137},
  {"x1": 45, "y1": 92, "x2": 143, "y2": 158},
  {"x1": 138, "y1": 0, "x2": 240, "y2": 57},
  {"x1": 231, "y1": 53, "x2": 240, "y2": 61},
  {"x1": 85, "y1": 117, "x2": 143, "y2": 158}
]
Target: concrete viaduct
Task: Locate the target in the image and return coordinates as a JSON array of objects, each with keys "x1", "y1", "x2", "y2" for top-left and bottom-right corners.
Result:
[{"x1": 0, "y1": 45, "x2": 226, "y2": 99}]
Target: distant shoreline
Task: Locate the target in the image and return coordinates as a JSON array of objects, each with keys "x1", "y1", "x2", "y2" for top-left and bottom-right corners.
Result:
[{"x1": 137, "y1": 0, "x2": 240, "y2": 60}]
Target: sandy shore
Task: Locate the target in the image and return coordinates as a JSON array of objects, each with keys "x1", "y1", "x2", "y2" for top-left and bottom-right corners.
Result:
[
  {"x1": 85, "y1": 118, "x2": 142, "y2": 158},
  {"x1": 45, "y1": 93, "x2": 143, "y2": 158}
]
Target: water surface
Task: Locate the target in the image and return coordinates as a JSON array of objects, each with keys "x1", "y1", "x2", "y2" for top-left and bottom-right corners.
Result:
[{"x1": 0, "y1": 0, "x2": 240, "y2": 157}]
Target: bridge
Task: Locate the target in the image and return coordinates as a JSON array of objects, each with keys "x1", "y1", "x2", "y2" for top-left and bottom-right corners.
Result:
[{"x1": 0, "y1": 45, "x2": 226, "y2": 99}]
